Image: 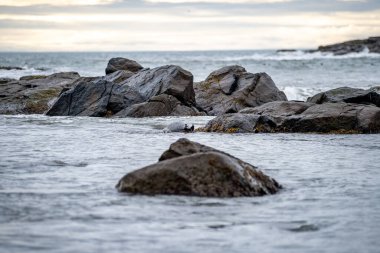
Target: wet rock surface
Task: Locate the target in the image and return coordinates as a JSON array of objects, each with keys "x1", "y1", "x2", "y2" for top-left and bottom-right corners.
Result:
[
  {"x1": 0, "y1": 72, "x2": 80, "y2": 114},
  {"x1": 116, "y1": 138, "x2": 281, "y2": 197},
  {"x1": 194, "y1": 65, "x2": 287, "y2": 115},
  {"x1": 307, "y1": 86, "x2": 380, "y2": 107},
  {"x1": 202, "y1": 101, "x2": 380, "y2": 134}
]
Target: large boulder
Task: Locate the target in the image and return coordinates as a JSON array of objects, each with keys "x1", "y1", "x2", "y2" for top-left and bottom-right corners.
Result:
[
  {"x1": 194, "y1": 65, "x2": 287, "y2": 115},
  {"x1": 46, "y1": 79, "x2": 117, "y2": 117},
  {"x1": 116, "y1": 138, "x2": 281, "y2": 197},
  {"x1": 0, "y1": 72, "x2": 80, "y2": 114},
  {"x1": 202, "y1": 101, "x2": 380, "y2": 134},
  {"x1": 108, "y1": 65, "x2": 196, "y2": 115},
  {"x1": 105, "y1": 57, "x2": 143, "y2": 75},
  {"x1": 115, "y1": 94, "x2": 204, "y2": 117},
  {"x1": 307, "y1": 87, "x2": 380, "y2": 107}
]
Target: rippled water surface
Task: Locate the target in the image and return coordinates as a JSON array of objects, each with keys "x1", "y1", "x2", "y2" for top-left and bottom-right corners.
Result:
[{"x1": 1, "y1": 115, "x2": 380, "y2": 253}]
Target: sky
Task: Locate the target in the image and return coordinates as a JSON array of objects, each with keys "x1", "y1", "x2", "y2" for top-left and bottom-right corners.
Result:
[{"x1": 0, "y1": 0, "x2": 379, "y2": 51}]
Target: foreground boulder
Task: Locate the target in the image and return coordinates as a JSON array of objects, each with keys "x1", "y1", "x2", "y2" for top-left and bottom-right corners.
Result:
[
  {"x1": 105, "y1": 57, "x2": 143, "y2": 75},
  {"x1": 116, "y1": 138, "x2": 281, "y2": 197},
  {"x1": 0, "y1": 72, "x2": 80, "y2": 114},
  {"x1": 194, "y1": 65, "x2": 287, "y2": 115},
  {"x1": 317, "y1": 36, "x2": 380, "y2": 55},
  {"x1": 202, "y1": 101, "x2": 380, "y2": 134},
  {"x1": 307, "y1": 86, "x2": 380, "y2": 107}
]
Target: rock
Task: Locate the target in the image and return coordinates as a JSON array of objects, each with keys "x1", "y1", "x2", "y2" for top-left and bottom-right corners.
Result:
[
  {"x1": 202, "y1": 101, "x2": 380, "y2": 134},
  {"x1": 0, "y1": 72, "x2": 80, "y2": 114},
  {"x1": 276, "y1": 49, "x2": 297, "y2": 53},
  {"x1": 109, "y1": 65, "x2": 196, "y2": 115},
  {"x1": 163, "y1": 121, "x2": 195, "y2": 133},
  {"x1": 115, "y1": 94, "x2": 203, "y2": 118},
  {"x1": 0, "y1": 66, "x2": 23, "y2": 70},
  {"x1": 0, "y1": 78, "x2": 15, "y2": 84},
  {"x1": 194, "y1": 65, "x2": 287, "y2": 115},
  {"x1": 103, "y1": 70, "x2": 135, "y2": 84},
  {"x1": 307, "y1": 87, "x2": 380, "y2": 107},
  {"x1": 317, "y1": 36, "x2": 380, "y2": 55},
  {"x1": 116, "y1": 138, "x2": 281, "y2": 197},
  {"x1": 46, "y1": 79, "x2": 117, "y2": 117},
  {"x1": 105, "y1": 57, "x2": 143, "y2": 75}
]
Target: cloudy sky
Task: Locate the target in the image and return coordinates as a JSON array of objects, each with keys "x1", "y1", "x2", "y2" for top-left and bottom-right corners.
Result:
[{"x1": 0, "y1": 0, "x2": 379, "y2": 51}]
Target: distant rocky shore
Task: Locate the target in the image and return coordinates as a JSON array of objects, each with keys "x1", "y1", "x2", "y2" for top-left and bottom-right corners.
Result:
[
  {"x1": 277, "y1": 36, "x2": 380, "y2": 55},
  {"x1": 1, "y1": 55, "x2": 379, "y2": 134}
]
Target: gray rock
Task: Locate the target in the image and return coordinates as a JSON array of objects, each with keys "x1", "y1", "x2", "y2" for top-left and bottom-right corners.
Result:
[
  {"x1": 116, "y1": 94, "x2": 203, "y2": 118},
  {"x1": 194, "y1": 65, "x2": 287, "y2": 115},
  {"x1": 103, "y1": 70, "x2": 135, "y2": 84},
  {"x1": 307, "y1": 87, "x2": 380, "y2": 107},
  {"x1": 109, "y1": 65, "x2": 195, "y2": 114},
  {"x1": 202, "y1": 101, "x2": 380, "y2": 134},
  {"x1": 317, "y1": 36, "x2": 380, "y2": 55},
  {"x1": 105, "y1": 57, "x2": 143, "y2": 75},
  {"x1": 46, "y1": 79, "x2": 117, "y2": 117},
  {"x1": 0, "y1": 72, "x2": 80, "y2": 114},
  {"x1": 116, "y1": 138, "x2": 281, "y2": 197}
]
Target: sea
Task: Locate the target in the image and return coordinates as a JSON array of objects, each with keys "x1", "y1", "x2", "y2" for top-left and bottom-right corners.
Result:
[{"x1": 0, "y1": 50, "x2": 380, "y2": 253}]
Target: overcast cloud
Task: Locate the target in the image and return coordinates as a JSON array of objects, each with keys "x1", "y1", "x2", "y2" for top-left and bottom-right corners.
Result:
[{"x1": 0, "y1": 0, "x2": 379, "y2": 51}]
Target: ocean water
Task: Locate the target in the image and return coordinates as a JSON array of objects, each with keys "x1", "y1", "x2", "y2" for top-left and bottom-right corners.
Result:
[
  {"x1": 1, "y1": 50, "x2": 380, "y2": 253},
  {"x1": 0, "y1": 115, "x2": 380, "y2": 253},
  {"x1": 1, "y1": 50, "x2": 380, "y2": 101}
]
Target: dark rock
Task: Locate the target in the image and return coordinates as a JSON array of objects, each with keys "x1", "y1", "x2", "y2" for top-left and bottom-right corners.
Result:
[
  {"x1": 0, "y1": 78, "x2": 15, "y2": 84},
  {"x1": 307, "y1": 87, "x2": 380, "y2": 107},
  {"x1": 0, "y1": 66, "x2": 23, "y2": 70},
  {"x1": 194, "y1": 65, "x2": 287, "y2": 115},
  {"x1": 103, "y1": 70, "x2": 135, "y2": 84},
  {"x1": 276, "y1": 49, "x2": 297, "y2": 53},
  {"x1": 109, "y1": 65, "x2": 195, "y2": 115},
  {"x1": 116, "y1": 138, "x2": 281, "y2": 197},
  {"x1": 105, "y1": 57, "x2": 143, "y2": 75},
  {"x1": 317, "y1": 36, "x2": 380, "y2": 55},
  {"x1": 0, "y1": 72, "x2": 80, "y2": 114},
  {"x1": 115, "y1": 94, "x2": 203, "y2": 117},
  {"x1": 46, "y1": 79, "x2": 117, "y2": 117},
  {"x1": 202, "y1": 101, "x2": 380, "y2": 134}
]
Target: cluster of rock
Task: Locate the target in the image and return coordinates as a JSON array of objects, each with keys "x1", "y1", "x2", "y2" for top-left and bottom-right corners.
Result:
[
  {"x1": 1, "y1": 56, "x2": 379, "y2": 133},
  {"x1": 202, "y1": 87, "x2": 380, "y2": 134},
  {"x1": 116, "y1": 138, "x2": 281, "y2": 197}
]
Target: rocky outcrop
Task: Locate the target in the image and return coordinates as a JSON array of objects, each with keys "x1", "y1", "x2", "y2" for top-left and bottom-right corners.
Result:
[
  {"x1": 317, "y1": 36, "x2": 380, "y2": 55},
  {"x1": 105, "y1": 57, "x2": 143, "y2": 75},
  {"x1": 202, "y1": 101, "x2": 380, "y2": 134},
  {"x1": 116, "y1": 138, "x2": 281, "y2": 197},
  {"x1": 46, "y1": 80, "x2": 117, "y2": 117},
  {"x1": 307, "y1": 87, "x2": 380, "y2": 107},
  {"x1": 47, "y1": 65, "x2": 198, "y2": 117},
  {"x1": 0, "y1": 72, "x2": 80, "y2": 114},
  {"x1": 108, "y1": 65, "x2": 196, "y2": 116},
  {"x1": 115, "y1": 94, "x2": 204, "y2": 117},
  {"x1": 194, "y1": 65, "x2": 287, "y2": 115}
]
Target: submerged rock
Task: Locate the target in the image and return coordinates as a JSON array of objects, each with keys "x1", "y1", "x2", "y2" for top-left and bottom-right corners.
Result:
[
  {"x1": 194, "y1": 65, "x2": 287, "y2": 115},
  {"x1": 307, "y1": 86, "x2": 380, "y2": 107},
  {"x1": 0, "y1": 72, "x2": 80, "y2": 114},
  {"x1": 202, "y1": 101, "x2": 380, "y2": 134},
  {"x1": 105, "y1": 57, "x2": 143, "y2": 75},
  {"x1": 116, "y1": 138, "x2": 281, "y2": 197}
]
